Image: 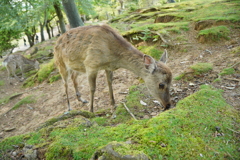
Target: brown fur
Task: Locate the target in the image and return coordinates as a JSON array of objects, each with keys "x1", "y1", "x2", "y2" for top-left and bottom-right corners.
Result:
[{"x1": 54, "y1": 24, "x2": 172, "y2": 112}]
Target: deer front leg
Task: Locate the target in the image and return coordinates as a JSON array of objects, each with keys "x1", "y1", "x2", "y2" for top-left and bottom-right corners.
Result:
[
  {"x1": 71, "y1": 71, "x2": 88, "y2": 103},
  {"x1": 19, "y1": 65, "x2": 25, "y2": 81},
  {"x1": 9, "y1": 65, "x2": 22, "y2": 82},
  {"x1": 88, "y1": 71, "x2": 98, "y2": 112},
  {"x1": 59, "y1": 66, "x2": 71, "y2": 111},
  {"x1": 105, "y1": 70, "x2": 116, "y2": 113}
]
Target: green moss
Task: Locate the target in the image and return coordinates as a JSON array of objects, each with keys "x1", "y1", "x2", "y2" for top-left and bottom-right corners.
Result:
[
  {"x1": 11, "y1": 95, "x2": 36, "y2": 110},
  {"x1": 1, "y1": 85, "x2": 238, "y2": 159},
  {"x1": 0, "y1": 92, "x2": 22, "y2": 105},
  {"x1": 190, "y1": 63, "x2": 213, "y2": 75},
  {"x1": 198, "y1": 26, "x2": 230, "y2": 41},
  {"x1": 0, "y1": 80, "x2": 4, "y2": 86},
  {"x1": 138, "y1": 46, "x2": 163, "y2": 60},
  {"x1": 37, "y1": 59, "x2": 55, "y2": 83},
  {"x1": 219, "y1": 67, "x2": 235, "y2": 76},
  {"x1": 174, "y1": 73, "x2": 185, "y2": 80},
  {"x1": 49, "y1": 74, "x2": 61, "y2": 83},
  {"x1": 0, "y1": 134, "x2": 25, "y2": 156}
]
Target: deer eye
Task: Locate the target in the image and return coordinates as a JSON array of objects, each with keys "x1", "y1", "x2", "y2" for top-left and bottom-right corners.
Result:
[{"x1": 159, "y1": 83, "x2": 165, "y2": 89}]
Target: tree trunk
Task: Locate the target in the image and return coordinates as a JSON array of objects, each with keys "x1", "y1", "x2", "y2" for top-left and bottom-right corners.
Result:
[
  {"x1": 25, "y1": 26, "x2": 36, "y2": 47},
  {"x1": 39, "y1": 22, "x2": 45, "y2": 42},
  {"x1": 61, "y1": 0, "x2": 84, "y2": 28},
  {"x1": 54, "y1": 2, "x2": 66, "y2": 33},
  {"x1": 46, "y1": 20, "x2": 51, "y2": 39}
]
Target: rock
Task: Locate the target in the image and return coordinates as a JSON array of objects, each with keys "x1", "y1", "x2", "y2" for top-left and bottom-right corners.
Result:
[
  {"x1": 90, "y1": 142, "x2": 149, "y2": 160},
  {"x1": 23, "y1": 145, "x2": 37, "y2": 160},
  {"x1": 4, "y1": 127, "x2": 16, "y2": 132},
  {"x1": 143, "y1": 115, "x2": 150, "y2": 119},
  {"x1": 150, "y1": 112, "x2": 157, "y2": 116},
  {"x1": 140, "y1": 100, "x2": 147, "y2": 106}
]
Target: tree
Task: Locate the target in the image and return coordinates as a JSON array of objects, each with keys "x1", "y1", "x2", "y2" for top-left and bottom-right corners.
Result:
[
  {"x1": 53, "y1": 1, "x2": 66, "y2": 33},
  {"x1": 61, "y1": 0, "x2": 84, "y2": 28}
]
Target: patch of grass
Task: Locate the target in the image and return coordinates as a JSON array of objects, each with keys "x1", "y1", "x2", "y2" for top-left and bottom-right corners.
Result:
[
  {"x1": 0, "y1": 85, "x2": 238, "y2": 159},
  {"x1": 174, "y1": 73, "x2": 185, "y2": 80},
  {"x1": 0, "y1": 135, "x2": 25, "y2": 156},
  {"x1": 0, "y1": 93, "x2": 21, "y2": 105},
  {"x1": 37, "y1": 59, "x2": 55, "y2": 83},
  {"x1": 0, "y1": 80, "x2": 4, "y2": 86},
  {"x1": 198, "y1": 26, "x2": 230, "y2": 42},
  {"x1": 49, "y1": 74, "x2": 61, "y2": 83},
  {"x1": 190, "y1": 63, "x2": 213, "y2": 75},
  {"x1": 11, "y1": 95, "x2": 36, "y2": 110},
  {"x1": 138, "y1": 46, "x2": 163, "y2": 60},
  {"x1": 219, "y1": 67, "x2": 235, "y2": 76}
]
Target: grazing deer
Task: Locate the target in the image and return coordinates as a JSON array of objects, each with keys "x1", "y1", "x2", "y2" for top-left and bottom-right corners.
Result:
[
  {"x1": 54, "y1": 25, "x2": 172, "y2": 113},
  {"x1": 2, "y1": 54, "x2": 40, "y2": 84}
]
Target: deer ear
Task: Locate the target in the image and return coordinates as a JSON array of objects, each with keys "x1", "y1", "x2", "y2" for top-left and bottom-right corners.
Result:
[
  {"x1": 144, "y1": 55, "x2": 156, "y2": 74},
  {"x1": 160, "y1": 49, "x2": 168, "y2": 64}
]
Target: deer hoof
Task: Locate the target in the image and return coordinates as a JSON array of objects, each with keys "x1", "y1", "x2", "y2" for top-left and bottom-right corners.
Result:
[{"x1": 82, "y1": 100, "x2": 88, "y2": 104}]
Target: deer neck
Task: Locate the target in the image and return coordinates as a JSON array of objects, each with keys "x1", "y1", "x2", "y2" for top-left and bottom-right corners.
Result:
[{"x1": 118, "y1": 48, "x2": 148, "y2": 78}]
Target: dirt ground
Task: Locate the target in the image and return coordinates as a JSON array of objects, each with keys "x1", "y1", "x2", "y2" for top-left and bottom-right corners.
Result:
[{"x1": 0, "y1": 23, "x2": 239, "y2": 140}]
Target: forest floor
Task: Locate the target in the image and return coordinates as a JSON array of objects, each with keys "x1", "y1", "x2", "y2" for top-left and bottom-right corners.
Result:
[{"x1": 0, "y1": 22, "x2": 239, "y2": 141}]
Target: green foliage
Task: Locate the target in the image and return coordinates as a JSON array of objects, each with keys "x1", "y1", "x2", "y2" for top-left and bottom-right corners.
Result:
[
  {"x1": 174, "y1": 73, "x2": 185, "y2": 80},
  {"x1": 219, "y1": 67, "x2": 235, "y2": 76},
  {"x1": 49, "y1": 74, "x2": 61, "y2": 83},
  {"x1": 0, "y1": 85, "x2": 238, "y2": 159},
  {"x1": 11, "y1": 95, "x2": 36, "y2": 110},
  {"x1": 190, "y1": 63, "x2": 213, "y2": 75},
  {"x1": 0, "y1": 80, "x2": 4, "y2": 86},
  {"x1": 0, "y1": 135, "x2": 25, "y2": 156},
  {"x1": 138, "y1": 46, "x2": 163, "y2": 60},
  {"x1": 0, "y1": 93, "x2": 21, "y2": 106},
  {"x1": 198, "y1": 26, "x2": 230, "y2": 41},
  {"x1": 37, "y1": 59, "x2": 55, "y2": 83}
]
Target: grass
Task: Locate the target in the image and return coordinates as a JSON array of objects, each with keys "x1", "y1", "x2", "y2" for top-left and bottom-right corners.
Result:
[
  {"x1": 190, "y1": 63, "x2": 213, "y2": 75},
  {"x1": 198, "y1": 26, "x2": 230, "y2": 42},
  {"x1": 0, "y1": 92, "x2": 21, "y2": 106},
  {"x1": 11, "y1": 95, "x2": 36, "y2": 110},
  {"x1": 138, "y1": 45, "x2": 163, "y2": 60},
  {"x1": 219, "y1": 67, "x2": 235, "y2": 76},
  {"x1": 22, "y1": 59, "x2": 56, "y2": 87},
  {"x1": 0, "y1": 80, "x2": 4, "y2": 86},
  {"x1": 0, "y1": 85, "x2": 238, "y2": 159},
  {"x1": 175, "y1": 63, "x2": 213, "y2": 80},
  {"x1": 37, "y1": 59, "x2": 55, "y2": 83}
]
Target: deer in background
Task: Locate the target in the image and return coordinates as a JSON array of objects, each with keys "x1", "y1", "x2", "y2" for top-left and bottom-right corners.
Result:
[
  {"x1": 2, "y1": 54, "x2": 40, "y2": 84},
  {"x1": 54, "y1": 24, "x2": 172, "y2": 113}
]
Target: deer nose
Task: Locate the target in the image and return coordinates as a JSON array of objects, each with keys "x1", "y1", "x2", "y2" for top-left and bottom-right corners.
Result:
[{"x1": 165, "y1": 103, "x2": 171, "y2": 110}]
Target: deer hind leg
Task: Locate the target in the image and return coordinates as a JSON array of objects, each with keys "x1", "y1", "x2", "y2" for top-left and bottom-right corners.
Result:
[
  {"x1": 59, "y1": 66, "x2": 71, "y2": 111},
  {"x1": 9, "y1": 63, "x2": 21, "y2": 83},
  {"x1": 105, "y1": 70, "x2": 116, "y2": 113},
  {"x1": 6, "y1": 66, "x2": 12, "y2": 84},
  {"x1": 87, "y1": 71, "x2": 98, "y2": 112},
  {"x1": 71, "y1": 71, "x2": 88, "y2": 103}
]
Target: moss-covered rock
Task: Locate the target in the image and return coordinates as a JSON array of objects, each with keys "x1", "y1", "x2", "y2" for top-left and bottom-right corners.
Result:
[{"x1": 90, "y1": 141, "x2": 149, "y2": 160}]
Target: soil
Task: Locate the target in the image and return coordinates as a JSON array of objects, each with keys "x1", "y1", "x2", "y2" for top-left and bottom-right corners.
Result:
[{"x1": 0, "y1": 22, "x2": 239, "y2": 140}]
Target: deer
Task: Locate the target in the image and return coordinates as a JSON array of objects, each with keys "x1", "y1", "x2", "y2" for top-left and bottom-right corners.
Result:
[
  {"x1": 2, "y1": 54, "x2": 40, "y2": 84},
  {"x1": 54, "y1": 24, "x2": 172, "y2": 113}
]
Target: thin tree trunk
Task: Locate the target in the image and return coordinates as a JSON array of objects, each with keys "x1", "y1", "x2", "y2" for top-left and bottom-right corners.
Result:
[
  {"x1": 54, "y1": 2, "x2": 66, "y2": 33},
  {"x1": 46, "y1": 20, "x2": 51, "y2": 39}
]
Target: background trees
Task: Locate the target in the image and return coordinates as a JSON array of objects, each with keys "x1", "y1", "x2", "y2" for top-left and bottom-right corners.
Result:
[{"x1": 0, "y1": 0, "x2": 167, "y2": 57}]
